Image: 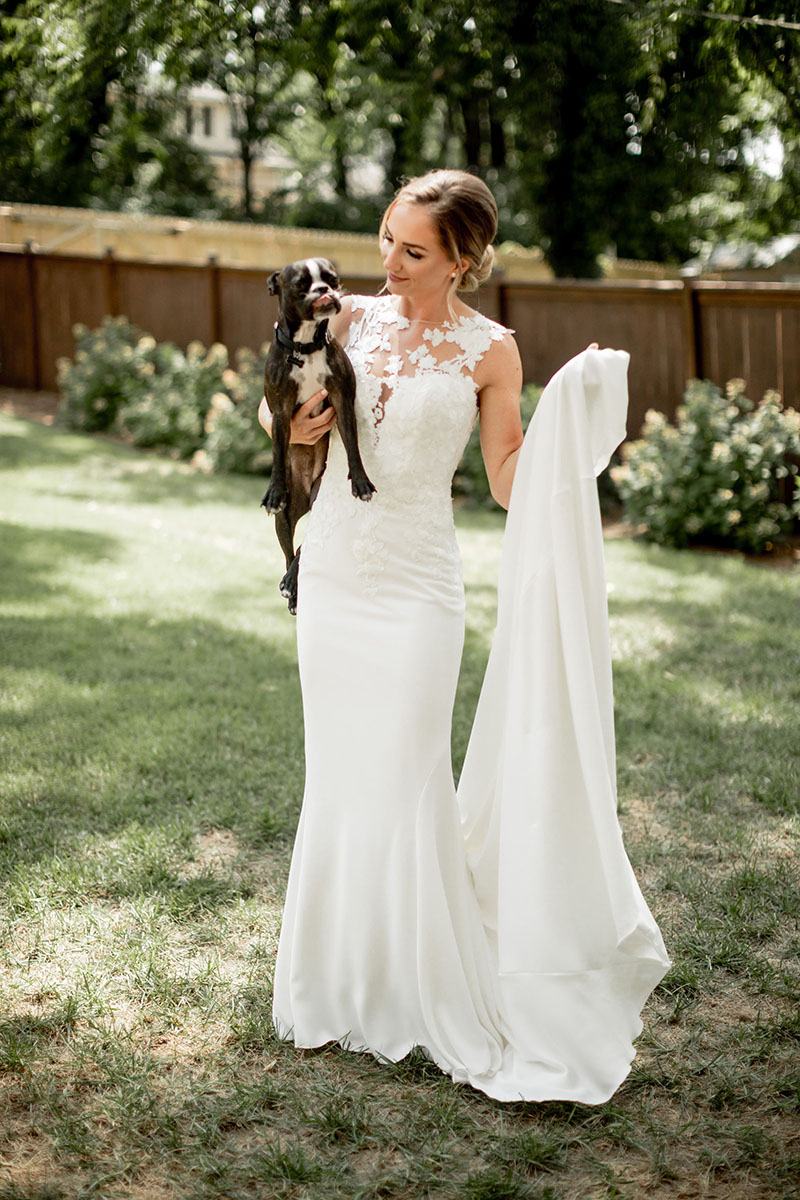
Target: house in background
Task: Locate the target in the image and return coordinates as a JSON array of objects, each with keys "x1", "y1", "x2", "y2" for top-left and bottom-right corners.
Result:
[
  {"x1": 183, "y1": 82, "x2": 296, "y2": 204},
  {"x1": 682, "y1": 234, "x2": 800, "y2": 283}
]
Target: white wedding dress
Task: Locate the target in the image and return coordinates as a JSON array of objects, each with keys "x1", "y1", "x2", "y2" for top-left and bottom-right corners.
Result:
[{"x1": 271, "y1": 293, "x2": 670, "y2": 1103}]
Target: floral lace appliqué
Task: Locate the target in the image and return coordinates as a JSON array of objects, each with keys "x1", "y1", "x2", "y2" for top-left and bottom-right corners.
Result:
[{"x1": 305, "y1": 294, "x2": 513, "y2": 595}]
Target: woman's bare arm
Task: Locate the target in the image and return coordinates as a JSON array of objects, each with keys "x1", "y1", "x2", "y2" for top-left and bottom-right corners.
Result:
[
  {"x1": 476, "y1": 334, "x2": 524, "y2": 510},
  {"x1": 477, "y1": 338, "x2": 600, "y2": 509}
]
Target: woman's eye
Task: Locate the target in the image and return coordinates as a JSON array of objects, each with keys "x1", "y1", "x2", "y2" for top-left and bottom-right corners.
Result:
[{"x1": 407, "y1": 250, "x2": 422, "y2": 260}]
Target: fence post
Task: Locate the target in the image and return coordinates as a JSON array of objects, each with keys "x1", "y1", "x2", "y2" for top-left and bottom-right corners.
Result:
[
  {"x1": 681, "y1": 278, "x2": 702, "y2": 383},
  {"x1": 104, "y1": 246, "x2": 120, "y2": 316},
  {"x1": 208, "y1": 253, "x2": 221, "y2": 344},
  {"x1": 23, "y1": 241, "x2": 41, "y2": 391}
]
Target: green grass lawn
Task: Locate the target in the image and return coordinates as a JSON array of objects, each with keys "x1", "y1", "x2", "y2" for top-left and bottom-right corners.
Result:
[{"x1": 1, "y1": 411, "x2": 798, "y2": 1200}]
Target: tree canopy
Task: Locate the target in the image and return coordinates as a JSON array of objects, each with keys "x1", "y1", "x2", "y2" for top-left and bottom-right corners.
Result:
[{"x1": 1, "y1": 0, "x2": 797, "y2": 275}]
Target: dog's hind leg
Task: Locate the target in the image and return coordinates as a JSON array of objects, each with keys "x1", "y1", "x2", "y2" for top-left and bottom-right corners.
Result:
[
  {"x1": 280, "y1": 551, "x2": 301, "y2": 614},
  {"x1": 275, "y1": 482, "x2": 312, "y2": 614},
  {"x1": 273, "y1": 508, "x2": 298, "y2": 609}
]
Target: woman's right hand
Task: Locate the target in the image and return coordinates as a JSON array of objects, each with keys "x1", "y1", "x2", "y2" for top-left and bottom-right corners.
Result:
[{"x1": 258, "y1": 391, "x2": 337, "y2": 444}]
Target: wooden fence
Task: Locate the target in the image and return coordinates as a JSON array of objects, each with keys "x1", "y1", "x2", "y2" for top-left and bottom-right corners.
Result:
[{"x1": 2, "y1": 245, "x2": 799, "y2": 436}]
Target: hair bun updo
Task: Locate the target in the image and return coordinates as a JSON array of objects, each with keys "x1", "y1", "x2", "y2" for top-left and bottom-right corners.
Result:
[
  {"x1": 459, "y1": 243, "x2": 495, "y2": 292},
  {"x1": 380, "y1": 169, "x2": 498, "y2": 294}
]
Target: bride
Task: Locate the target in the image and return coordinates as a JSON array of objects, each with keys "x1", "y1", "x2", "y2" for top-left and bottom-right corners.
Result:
[{"x1": 258, "y1": 169, "x2": 668, "y2": 1103}]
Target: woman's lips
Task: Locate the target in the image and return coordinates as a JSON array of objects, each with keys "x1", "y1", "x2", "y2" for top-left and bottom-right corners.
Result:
[{"x1": 387, "y1": 271, "x2": 408, "y2": 282}]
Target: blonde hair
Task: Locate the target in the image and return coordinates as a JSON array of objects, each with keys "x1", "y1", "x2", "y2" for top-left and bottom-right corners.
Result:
[{"x1": 379, "y1": 169, "x2": 498, "y2": 294}]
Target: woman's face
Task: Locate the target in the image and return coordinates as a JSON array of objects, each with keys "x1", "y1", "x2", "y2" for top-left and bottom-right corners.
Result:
[{"x1": 380, "y1": 202, "x2": 460, "y2": 301}]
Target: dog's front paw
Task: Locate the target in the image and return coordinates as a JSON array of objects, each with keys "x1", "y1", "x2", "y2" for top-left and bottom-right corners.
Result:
[
  {"x1": 350, "y1": 474, "x2": 376, "y2": 502},
  {"x1": 261, "y1": 482, "x2": 286, "y2": 514}
]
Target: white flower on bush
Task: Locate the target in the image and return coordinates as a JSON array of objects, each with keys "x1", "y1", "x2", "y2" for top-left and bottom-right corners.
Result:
[
  {"x1": 726, "y1": 510, "x2": 742, "y2": 525},
  {"x1": 685, "y1": 514, "x2": 703, "y2": 534},
  {"x1": 204, "y1": 392, "x2": 234, "y2": 434},
  {"x1": 711, "y1": 442, "x2": 731, "y2": 463},
  {"x1": 643, "y1": 409, "x2": 666, "y2": 432},
  {"x1": 191, "y1": 449, "x2": 213, "y2": 472},
  {"x1": 715, "y1": 488, "x2": 734, "y2": 504},
  {"x1": 137, "y1": 335, "x2": 156, "y2": 352}
]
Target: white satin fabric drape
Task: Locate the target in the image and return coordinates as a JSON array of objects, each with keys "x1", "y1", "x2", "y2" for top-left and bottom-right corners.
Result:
[{"x1": 457, "y1": 347, "x2": 671, "y2": 1100}]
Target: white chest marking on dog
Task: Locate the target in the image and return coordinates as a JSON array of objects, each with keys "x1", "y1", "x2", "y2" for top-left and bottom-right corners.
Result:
[{"x1": 291, "y1": 320, "x2": 328, "y2": 413}]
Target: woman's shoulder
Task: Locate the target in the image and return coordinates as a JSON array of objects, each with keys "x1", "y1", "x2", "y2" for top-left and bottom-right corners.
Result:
[
  {"x1": 466, "y1": 311, "x2": 521, "y2": 391},
  {"x1": 459, "y1": 304, "x2": 514, "y2": 341},
  {"x1": 454, "y1": 305, "x2": 517, "y2": 369}
]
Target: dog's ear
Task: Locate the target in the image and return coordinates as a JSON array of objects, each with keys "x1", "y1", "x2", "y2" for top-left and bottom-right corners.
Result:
[{"x1": 268, "y1": 271, "x2": 281, "y2": 296}]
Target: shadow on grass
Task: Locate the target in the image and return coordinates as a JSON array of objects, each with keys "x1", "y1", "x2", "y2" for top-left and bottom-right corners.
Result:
[
  {"x1": 609, "y1": 549, "x2": 799, "y2": 818},
  {"x1": 0, "y1": 423, "x2": 98, "y2": 470},
  {"x1": 0, "y1": 520, "x2": 123, "y2": 602},
  {"x1": 0, "y1": 520, "x2": 302, "y2": 912},
  {"x1": 0, "y1": 413, "x2": 266, "y2": 509}
]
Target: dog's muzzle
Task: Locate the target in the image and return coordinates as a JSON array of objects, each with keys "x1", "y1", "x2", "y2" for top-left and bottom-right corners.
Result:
[{"x1": 310, "y1": 290, "x2": 342, "y2": 315}]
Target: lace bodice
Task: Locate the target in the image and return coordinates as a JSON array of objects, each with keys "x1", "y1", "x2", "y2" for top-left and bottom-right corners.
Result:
[{"x1": 302, "y1": 293, "x2": 511, "y2": 593}]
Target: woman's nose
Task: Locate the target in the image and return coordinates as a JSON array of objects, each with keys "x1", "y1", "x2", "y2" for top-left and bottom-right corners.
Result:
[{"x1": 383, "y1": 242, "x2": 399, "y2": 270}]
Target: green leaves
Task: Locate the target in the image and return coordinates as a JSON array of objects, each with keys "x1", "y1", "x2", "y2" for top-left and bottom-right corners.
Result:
[{"x1": 613, "y1": 377, "x2": 800, "y2": 553}]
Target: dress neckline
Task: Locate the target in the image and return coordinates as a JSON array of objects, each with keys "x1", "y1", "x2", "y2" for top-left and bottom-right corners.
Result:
[{"x1": 379, "y1": 295, "x2": 481, "y2": 330}]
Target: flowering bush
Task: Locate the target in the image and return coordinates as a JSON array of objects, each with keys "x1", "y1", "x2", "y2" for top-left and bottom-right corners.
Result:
[
  {"x1": 57, "y1": 317, "x2": 153, "y2": 432},
  {"x1": 58, "y1": 321, "x2": 272, "y2": 469},
  {"x1": 198, "y1": 346, "x2": 272, "y2": 476},
  {"x1": 117, "y1": 340, "x2": 229, "y2": 458},
  {"x1": 611, "y1": 379, "x2": 800, "y2": 553}
]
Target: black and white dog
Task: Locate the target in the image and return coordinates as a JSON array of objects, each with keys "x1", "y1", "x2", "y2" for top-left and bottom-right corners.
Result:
[{"x1": 261, "y1": 257, "x2": 375, "y2": 613}]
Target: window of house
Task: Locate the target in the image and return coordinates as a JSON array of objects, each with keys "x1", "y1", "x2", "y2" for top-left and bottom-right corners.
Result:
[
  {"x1": 203, "y1": 106, "x2": 213, "y2": 137},
  {"x1": 186, "y1": 107, "x2": 194, "y2": 135}
]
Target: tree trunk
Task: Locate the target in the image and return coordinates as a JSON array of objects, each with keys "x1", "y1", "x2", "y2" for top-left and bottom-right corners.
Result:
[
  {"x1": 460, "y1": 95, "x2": 482, "y2": 169},
  {"x1": 489, "y1": 98, "x2": 507, "y2": 169},
  {"x1": 240, "y1": 138, "x2": 253, "y2": 219}
]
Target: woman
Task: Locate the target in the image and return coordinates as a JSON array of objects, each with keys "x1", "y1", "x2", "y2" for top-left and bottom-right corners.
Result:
[{"x1": 258, "y1": 170, "x2": 664, "y2": 1102}]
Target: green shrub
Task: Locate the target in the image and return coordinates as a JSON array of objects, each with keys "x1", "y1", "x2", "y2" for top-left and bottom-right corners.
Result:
[
  {"x1": 117, "y1": 340, "x2": 229, "y2": 459},
  {"x1": 612, "y1": 379, "x2": 800, "y2": 553},
  {"x1": 197, "y1": 346, "x2": 272, "y2": 476},
  {"x1": 57, "y1": 316, "x2": 151, "y2": 432},
  {"x1": 454, "y1": 382, "x2": 542, "y2": 505}
]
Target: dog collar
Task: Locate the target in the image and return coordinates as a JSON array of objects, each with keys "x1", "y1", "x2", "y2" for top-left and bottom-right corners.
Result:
[{"x1": 274, "y1": 319, "x2": 330, "y2": 367}]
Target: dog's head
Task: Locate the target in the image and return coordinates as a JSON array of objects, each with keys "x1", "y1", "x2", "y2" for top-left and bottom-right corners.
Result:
[{"x1": 268, "y1": 258, "x2": 343, "y2": 324}]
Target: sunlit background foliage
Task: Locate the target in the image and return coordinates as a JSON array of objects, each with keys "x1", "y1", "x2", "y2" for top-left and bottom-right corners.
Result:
[{"x1": 1, "y1": 0, "x2": 798, "y2": 276}]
